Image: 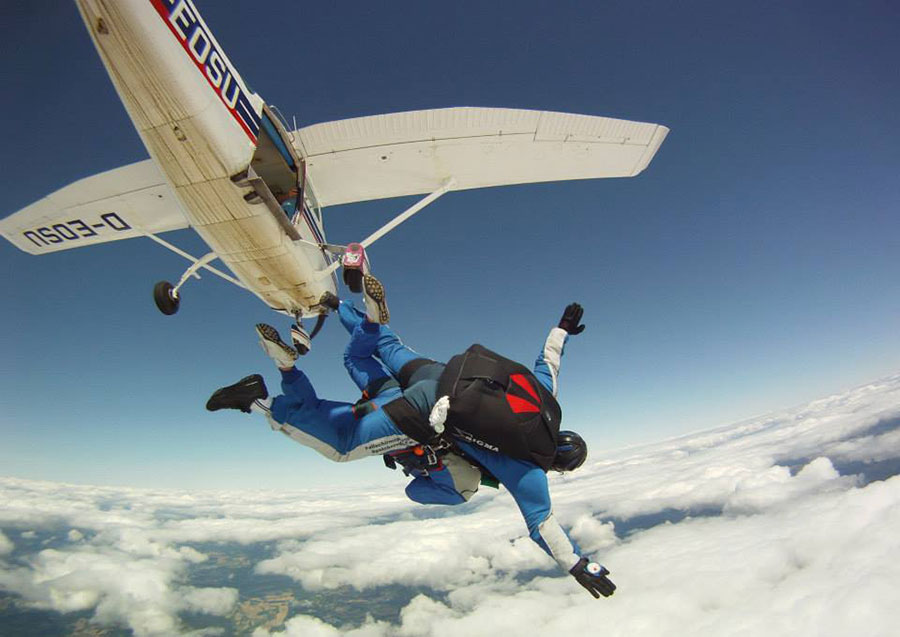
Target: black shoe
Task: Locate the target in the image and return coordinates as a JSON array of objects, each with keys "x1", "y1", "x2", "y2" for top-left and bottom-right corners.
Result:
[
  {"x1": 318, "y1": 291, "x2": 340, "y2": 311},
  {"x1": 206, "y1": 374, "x2": 268, "y2": 413}
]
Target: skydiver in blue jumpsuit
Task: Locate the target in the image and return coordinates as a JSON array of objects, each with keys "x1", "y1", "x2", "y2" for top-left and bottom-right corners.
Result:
[{"x1": 207, "y1": 281, "x2": 615, "y2": 598}]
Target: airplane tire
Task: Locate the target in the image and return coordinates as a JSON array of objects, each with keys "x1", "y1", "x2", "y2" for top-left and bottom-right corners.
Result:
[{"x1": 153, "y1": 281, "x2": 180, "y2": 315}]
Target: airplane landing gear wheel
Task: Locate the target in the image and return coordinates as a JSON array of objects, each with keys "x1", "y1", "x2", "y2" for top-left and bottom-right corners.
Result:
[{"x1": 153, "y1": 281, "x2": 180, "y2": 315}]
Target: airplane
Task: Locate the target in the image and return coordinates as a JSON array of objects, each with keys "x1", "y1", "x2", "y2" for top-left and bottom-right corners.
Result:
[{"x1": 0, "y1": 0, "x2": 669, "y2": 352}]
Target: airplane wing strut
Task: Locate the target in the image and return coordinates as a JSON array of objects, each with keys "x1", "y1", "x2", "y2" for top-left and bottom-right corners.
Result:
[{"x1": 316, "y1": 178, "x2": 457, "y2": 280}]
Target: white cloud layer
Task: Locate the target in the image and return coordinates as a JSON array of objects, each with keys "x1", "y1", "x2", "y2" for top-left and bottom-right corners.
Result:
[
  {"x1": 0, "y1": 530, "x2": 13, "y2": 555},
  {"x1": 2, "y1": 373, "x2": 900, "y2": 636}
]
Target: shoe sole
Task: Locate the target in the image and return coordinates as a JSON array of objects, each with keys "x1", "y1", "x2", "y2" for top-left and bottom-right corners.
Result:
[
  {"x1": 363, "y1": 274, "x2": 390, "y2": 324},
  {"x1": 255, "y1": 323, "x2": 298, "y2": 361}
]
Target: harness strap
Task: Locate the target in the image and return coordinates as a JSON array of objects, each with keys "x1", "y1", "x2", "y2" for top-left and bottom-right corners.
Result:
[
  {"x1": 361, "y1": 376, "x2": 399, "y2": 399},
  {"x1": 382, "y1": 396, "x2": 440, "y2": 444},
  {"x1": 397, "y1": 358, "x2": 437, "y2": 389}
]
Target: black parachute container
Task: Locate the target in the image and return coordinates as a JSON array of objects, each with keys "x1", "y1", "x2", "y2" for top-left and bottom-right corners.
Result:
[{"x1": 437, "y1": 344, "x2": 562, "y2": 471}]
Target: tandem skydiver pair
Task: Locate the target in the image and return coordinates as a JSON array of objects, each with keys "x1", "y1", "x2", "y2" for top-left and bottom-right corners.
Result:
[{"x1": 207, "y1": 278, "x2": 616, "y2": 599}]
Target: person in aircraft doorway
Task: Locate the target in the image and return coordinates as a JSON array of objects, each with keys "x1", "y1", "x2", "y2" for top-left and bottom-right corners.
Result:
[{"x1": 206, "y1": 276, "x2": 615, "y2": 599}]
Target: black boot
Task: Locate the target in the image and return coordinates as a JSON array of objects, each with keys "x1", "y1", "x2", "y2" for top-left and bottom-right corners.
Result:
[
  {"x1": 206, "y1": 374, "x2": 268, "y2": 413},
  {"x1": 318, "y1": 291, "x2": 340, "y2": 311}
]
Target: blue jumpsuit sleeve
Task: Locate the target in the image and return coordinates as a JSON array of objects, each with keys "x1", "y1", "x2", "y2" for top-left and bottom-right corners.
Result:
[
  {"x1": 533, "y1": 327, "x2": 568, "y2": 396},
  {"x1": 457, "y1": 442, "x2": 582, "y2": 566}
]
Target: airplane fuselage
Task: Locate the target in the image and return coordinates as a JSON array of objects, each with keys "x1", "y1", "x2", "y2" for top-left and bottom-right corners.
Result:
[
  {"x1": 75, "y1": 0, "x2": 336, "y2": 316},
  {"x1": 1, "y1": 1, "x2": 669, "y2": 323}
]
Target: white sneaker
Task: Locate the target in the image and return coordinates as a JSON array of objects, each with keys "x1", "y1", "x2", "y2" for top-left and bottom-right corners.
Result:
[
  {"x1": 363, "y1": 274, "x2": 390, "y2": 324},
  {"x1": 255, "y1": 323, "x2": 298, "y2": 368}
]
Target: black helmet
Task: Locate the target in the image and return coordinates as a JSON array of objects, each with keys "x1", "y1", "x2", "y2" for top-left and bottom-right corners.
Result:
[{"x1": 552, "y1": 430, "x2": 587, "y2": 472}]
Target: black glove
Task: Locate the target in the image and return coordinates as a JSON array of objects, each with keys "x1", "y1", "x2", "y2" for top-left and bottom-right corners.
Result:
[
  {"x1": 570, "y1": 557, "x2": 616, "y2": 598},
  {"x1": 558, "y1": 303, "x2": 585, "y2": 335}
]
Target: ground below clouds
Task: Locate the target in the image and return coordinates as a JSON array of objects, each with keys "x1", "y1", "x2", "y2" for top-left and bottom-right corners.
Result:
[{"x1": 2, "y1": 374, "x2": 900, "y2": 636}]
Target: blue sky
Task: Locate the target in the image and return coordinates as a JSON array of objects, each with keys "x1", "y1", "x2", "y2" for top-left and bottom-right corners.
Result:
[{"x1": 1, "y1": 1, "x2": 898, "y2": 490}]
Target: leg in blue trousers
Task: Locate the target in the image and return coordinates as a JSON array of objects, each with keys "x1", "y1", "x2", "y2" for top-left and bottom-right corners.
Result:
[
  {"x1": 337, "y1": 301, "x2": 431, "y2": 378},
  {"x1": 269, "y1": 367, "x2": 411, "y2": 462},
  {"x1": 342, "y1": 319, "x2": 394, "y2": 394}
]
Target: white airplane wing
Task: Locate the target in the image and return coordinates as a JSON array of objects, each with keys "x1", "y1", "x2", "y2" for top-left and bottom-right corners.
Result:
[
  {"x1": 293, "y1": 107, "x2": 669, "y2": 207},
  {"x1": 1, "y1": 159, "x2": 187, "y2": 255}
]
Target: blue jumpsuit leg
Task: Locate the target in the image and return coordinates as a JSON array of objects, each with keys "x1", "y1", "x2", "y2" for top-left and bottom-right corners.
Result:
[
  {"x1": 343, "y1": 321, "x2": 393, "y2": 393},
  {"x1": 337, "y1": 301, "x2": 429, "y2": 378},
  {"x1": 402, "y1": 452, "x2": 482, "y2": 505},
  {"x1": 336, "y1": 298, "x2": 368, "y2": 332},
  {"x1": 270, "y1": 368, "x2": 410, "y2": 461},
  {"x1": 405, "y1": 472, "x2": 466, "y2": 505}
]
